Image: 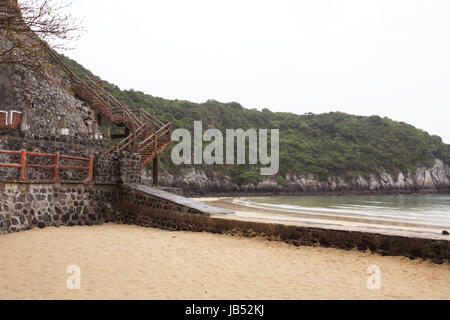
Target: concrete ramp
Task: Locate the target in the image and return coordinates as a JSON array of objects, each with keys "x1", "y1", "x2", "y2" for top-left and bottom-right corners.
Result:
[{"x1": 125, "y1": 184, "x2": 234, "y2": 216}]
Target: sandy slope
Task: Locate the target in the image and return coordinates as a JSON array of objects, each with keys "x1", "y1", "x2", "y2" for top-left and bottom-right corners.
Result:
[{"x1": 0, "y1": 224, "x2": 449, "y2": 300}]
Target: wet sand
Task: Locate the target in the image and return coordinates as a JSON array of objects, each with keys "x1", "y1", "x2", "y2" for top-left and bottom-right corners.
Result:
[{"x1": 1, "y1": 224, "x2": 449, "y2": 300}]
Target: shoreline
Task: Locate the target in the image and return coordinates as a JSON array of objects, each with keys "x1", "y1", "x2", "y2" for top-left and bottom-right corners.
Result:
[
  {"x1": 183, "y1": 188, "x2": 450, "y2": 198},
  {"x1": 194, "y1": 196, "x2": 450, "y2": 237}
]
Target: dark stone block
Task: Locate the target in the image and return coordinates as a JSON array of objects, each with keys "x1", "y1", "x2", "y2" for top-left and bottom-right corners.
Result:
[
  {"x1": 61, "y1": 213, "x2": 70, "y2": 223},
  {"x1": 380, "y1": 241, "x2": 391, "y2": 251}
]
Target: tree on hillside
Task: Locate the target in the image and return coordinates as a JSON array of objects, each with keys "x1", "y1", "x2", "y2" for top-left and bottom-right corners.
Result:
[{"x1": 0, "y1": 0, "x2": 82, "y2": 69}]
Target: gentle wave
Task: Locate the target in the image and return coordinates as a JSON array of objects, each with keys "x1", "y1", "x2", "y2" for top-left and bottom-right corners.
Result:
[{"x1": 233, "y1": 194, "x2": 450, "y2": 227}]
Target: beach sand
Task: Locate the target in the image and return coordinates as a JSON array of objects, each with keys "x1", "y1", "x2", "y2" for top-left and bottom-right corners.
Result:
[{"x1": 1, "y1": 224, "x2": 449, "y2": 300}]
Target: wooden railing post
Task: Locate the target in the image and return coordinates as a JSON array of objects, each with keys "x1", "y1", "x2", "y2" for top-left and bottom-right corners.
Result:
[
  {"x1": 86, "y1": 155, "x2": 94, "y2": 183},
  {"x1": 53, "y1": 152, "x2": 60, "y2": 182},
  {"x1": 18, "y1": 149, "x2": 27, "y2": 181},
  {"x1": 153, "y1": 156, "x2": 159, "y2": 187},
  {"x1": 167, "y1": 124, "x2": 171, "y2": 141},
  {"x1": 131, "y1": 131, "x2": 136, "y2": 152}
]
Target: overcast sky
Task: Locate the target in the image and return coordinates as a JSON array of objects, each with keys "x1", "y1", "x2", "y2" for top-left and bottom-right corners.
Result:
[{"x1": 66, "y1": 0, "x2": 450, "y2": 143}]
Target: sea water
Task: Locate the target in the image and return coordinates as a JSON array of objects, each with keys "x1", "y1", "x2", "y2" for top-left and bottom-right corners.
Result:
[{"x1": 233, "y1": 194, "x2": 450, "y2": 227}]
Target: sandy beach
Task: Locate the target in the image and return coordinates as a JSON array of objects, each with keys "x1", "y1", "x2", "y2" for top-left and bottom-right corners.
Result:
[{"x1": 1, "y1": 224, "x2": 449, "y2": 300}]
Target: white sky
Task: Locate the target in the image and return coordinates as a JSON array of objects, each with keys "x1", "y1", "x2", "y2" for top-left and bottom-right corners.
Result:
[{"x1": 66, "y1": 0, "x2": 450, "y2": 143}]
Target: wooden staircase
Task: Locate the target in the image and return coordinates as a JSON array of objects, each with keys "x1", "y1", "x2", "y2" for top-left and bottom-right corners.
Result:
[{"x1": 47, "y1": 49, "x2": 172, "y2": 166}]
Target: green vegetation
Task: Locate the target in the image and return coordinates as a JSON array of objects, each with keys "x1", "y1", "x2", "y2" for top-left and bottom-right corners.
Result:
[{"x1": 59, "y1": 54, "x2": 450, "y2": 184}]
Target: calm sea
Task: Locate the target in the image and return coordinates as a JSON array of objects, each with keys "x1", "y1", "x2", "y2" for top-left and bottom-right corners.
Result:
[{"x1": 233, "y1": 194, "x2": 450, "y2": 228}]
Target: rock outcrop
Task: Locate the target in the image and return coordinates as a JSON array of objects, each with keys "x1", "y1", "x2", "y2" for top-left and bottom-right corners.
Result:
[{"x1": 144, "y1": 159, "x2": 450, "y2": 196}]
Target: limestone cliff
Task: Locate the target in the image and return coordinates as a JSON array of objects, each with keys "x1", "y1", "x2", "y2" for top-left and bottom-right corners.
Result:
[{"x1": 145, "y1": 159, "x2": 450, "y2": 196}]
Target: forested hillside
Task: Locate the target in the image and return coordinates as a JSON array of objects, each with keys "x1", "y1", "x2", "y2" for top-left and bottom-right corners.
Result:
[{"x1": 58, "y1": 54, "x2": 450, "y2": 185}]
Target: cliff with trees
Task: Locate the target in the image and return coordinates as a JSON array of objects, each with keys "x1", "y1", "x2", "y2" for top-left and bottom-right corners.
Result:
[{"x1": 57, "y1": 55, "x2": 450, "y2": 195}]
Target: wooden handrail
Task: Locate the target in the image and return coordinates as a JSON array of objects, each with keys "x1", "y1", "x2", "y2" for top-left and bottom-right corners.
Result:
[
  {"x1": 0, "y1": 150, "x2": 20, "y2": 155},
  {"x1": 0, "y1": 163, "x2": 21, "y2": 168},
  {"x1": 132, "y1": 108, "x2": 165, "y2": 128},
  {"x1": 110, "y1": 123, "x2": 148, "y2": 153},
  {"x1": 45, "y1": 45, "x2": 172, "y2": 166},
  {"x1": 83, "y1": 77, "x2": 143, "y2": 125},
  {"x1": 139, "y1": 122, "x2": 172, "y2": 150},
  {"x1": 138, "y1": 122, "x2": 172, "y2": 148},
  {"x1": 47, "y1": 48, "x2": 82, "y2": 84},
  {"x1": 0, "y1": 149, "x2": 94, "y2": 183}
]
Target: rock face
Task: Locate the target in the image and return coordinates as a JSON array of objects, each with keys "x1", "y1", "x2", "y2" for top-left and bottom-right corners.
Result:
[
  {"x1": 146, "y1": 159, "x2": 450, "y2": 196},
  {"x1": 0, "y1": 0, "x2": 101, "y2": 137}
]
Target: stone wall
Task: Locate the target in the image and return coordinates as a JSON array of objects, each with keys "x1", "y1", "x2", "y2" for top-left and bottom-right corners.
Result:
[
  {"x1": 0, "y1": 129, "x2": 142, "y2": 184},
  {"x1": 0, "y1": 183, "x2": 118, "y2": 234},
  {"x1": 116, "y1": 185, "x2": 450, "y2": 264},
  {"x1": 0, "y1": 64, "x2": 101, "y2": 136},
  {"x1": 117, "y1": 185, "x2": 205, "y2": 221},
  {"x1": 95, "y1": 152, "x2": 120, "y2": 185},
  {"x1": 0, "y1": 0, "x2": 102, "y2": 138},
  {"x1": 1, "y1": 181, "x2": 448, "y2": 263},
  {"x1": 118, "y1": 152, "x2": 142, "y2": 184},
  {"x1": 0, "y1": 129, "x2": 108, "y2": 181},
  {"x1": 0, "y1": 48, "x2": 105, "y2": 137}
]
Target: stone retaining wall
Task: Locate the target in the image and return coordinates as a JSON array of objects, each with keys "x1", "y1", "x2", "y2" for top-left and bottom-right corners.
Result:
[
  {"x1": 0, "y1": 129, "x2": 142, "y2": 184},
  {"x1": 0, "y1": 50, "x2": 102, "y2": 137},
  {"x1": 118, "y1": 152, "x2": 142, "y2": 184},
  {"x1": 1, "y1": 181, "x2": 448, "y2": 264},
  {"x1": 116, "y1": 185, "x2": 450, "y2": 264},
  {"x1": 0, "y1": 129, "x2": 107, "y2": 181},
  {"x1": 0, "y1": 183, "x2": 118, "y2": 235}
]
